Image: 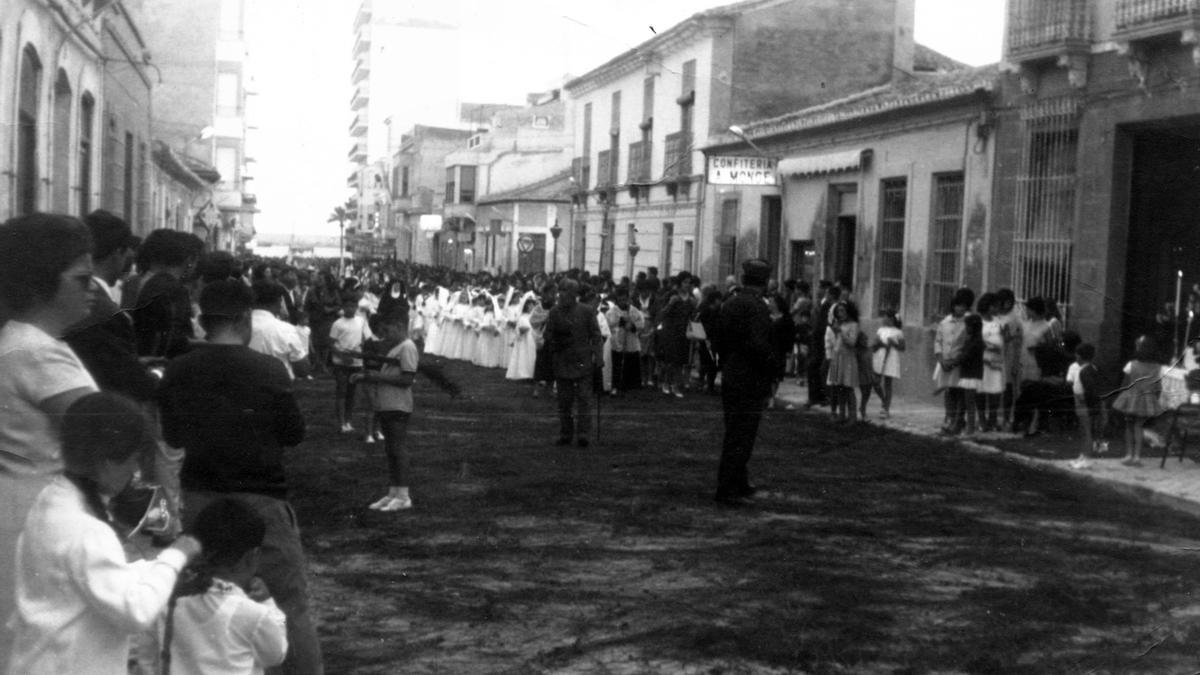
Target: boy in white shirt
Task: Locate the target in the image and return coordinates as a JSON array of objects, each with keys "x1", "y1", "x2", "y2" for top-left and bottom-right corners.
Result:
[
  {"x1": 161, "y1": 497, "x2": 287, "y2": 675},
  {"x1": 330, "y1": 294, "x2": 375, "y2": 433}
]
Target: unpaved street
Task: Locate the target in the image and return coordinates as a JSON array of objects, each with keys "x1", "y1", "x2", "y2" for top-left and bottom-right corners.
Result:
[{"x1": 287, "y1": 359, "x2": 1200, "y2": 673}]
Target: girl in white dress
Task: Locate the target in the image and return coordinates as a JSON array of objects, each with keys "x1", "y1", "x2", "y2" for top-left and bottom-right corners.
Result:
[
  {"x1": 439, "y1": 291, "x2": 464, "y2": 361},
  {"x1": 506, "y1": 298, "x2": 539, "y2": 381},
  {"x1": 459, "y1": 296, "x2": 482, "y2": 363},
  {"x1": 871, "y1": 310, "x2": 905, "y2": 418},
  {"x1": 977, "y1": 293, "x2": 1006, "y2": 431},
  {"x1": 422, "y1": 290, "x2": 444, "y2": 356}
]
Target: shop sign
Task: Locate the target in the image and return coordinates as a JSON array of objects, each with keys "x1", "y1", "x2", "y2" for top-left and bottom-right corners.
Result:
[{"x1": 707, "y1": 156, "x2": 779, "y2": 186}]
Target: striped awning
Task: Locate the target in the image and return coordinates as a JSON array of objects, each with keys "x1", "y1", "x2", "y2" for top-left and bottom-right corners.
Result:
[{"x1": 778, "y1": 148, "x2": 871, "y2": 177}]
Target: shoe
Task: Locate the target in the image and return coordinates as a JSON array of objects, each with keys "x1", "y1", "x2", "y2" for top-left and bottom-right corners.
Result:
[
  {"x1": 673, "y1": 390, "x2": 684, "y2": 399},
  {"x1": 340, "y1": 423, "x2": 354, "y2": 434},
  {"x1": 554, "y1": 436, "x2": 572, "y2": 446},
  {"x1": 576, "y1": 437, "x2": 589, "y2": 448},
  {"x1": 377, "y1": 496, "x2": 413, "y2": 511},
  {"x1": 662, "y1": 385, "x2": 672, "y2": 396},
  {"x1": 367, "y1": 495, "x2": 393, "y2": 510},
  {"x1": 363, "y1": 434, "x2": 375, "y2": 444},
  {"x1": 1121, "y1": 457, "x2": 1143, "y2": 467},
  {"x1": 374, "y1": 430, "x2": 385, "y2": 441},
  {"x1": 1068, "y1": 458, "x2": 1092, "y2": 470},
  {"x1": 880, "y1": 410, "x2": 890, "y2": 420}
]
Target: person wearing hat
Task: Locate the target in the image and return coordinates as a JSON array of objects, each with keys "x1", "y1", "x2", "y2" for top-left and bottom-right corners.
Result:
[
  {"x1": 545, "y1": 279, "x2": 602, "y2": 447},
  {"x1": 711, "y1": 258, "x2": 776, "y2": 506}
]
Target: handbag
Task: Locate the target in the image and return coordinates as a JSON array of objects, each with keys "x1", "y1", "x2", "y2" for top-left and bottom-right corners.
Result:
[{"x1": 686, "y1": 320, "x2": 706, "y2": 341}]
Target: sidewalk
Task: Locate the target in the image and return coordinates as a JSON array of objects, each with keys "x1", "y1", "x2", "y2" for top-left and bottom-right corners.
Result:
[{"x1": 773, "y1": 380, "x2": 1200, "y2": 520}]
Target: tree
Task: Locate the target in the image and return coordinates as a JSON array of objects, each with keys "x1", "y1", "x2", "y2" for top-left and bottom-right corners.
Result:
[{"x1": 328, "y1": 199, "x2": 358, "y2": 273}]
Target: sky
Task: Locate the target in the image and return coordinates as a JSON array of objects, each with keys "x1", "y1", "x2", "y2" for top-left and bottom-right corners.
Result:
[{"x1": 248, "y1": 0, "x2": 1005, "y2": 239}]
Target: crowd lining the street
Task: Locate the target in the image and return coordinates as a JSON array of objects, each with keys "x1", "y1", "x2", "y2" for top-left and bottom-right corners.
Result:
[{"x1": 0, "y1": 209, "x2": 1189, "y2": 673}]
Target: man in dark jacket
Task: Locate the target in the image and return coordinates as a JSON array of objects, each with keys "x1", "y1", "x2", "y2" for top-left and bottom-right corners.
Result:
[
  {"x1": 712, "y1": 259, "x2": 776, "y2": 506},
  {"x1": 158, "y1": 280, "x2": 323, "y2": 675},
  {"x1": 546, "y1": 279, "x2": 601, "y2": 447}
]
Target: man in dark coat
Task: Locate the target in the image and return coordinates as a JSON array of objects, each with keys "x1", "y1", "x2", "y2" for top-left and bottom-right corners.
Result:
[
  {"x1": 545, "y1": 279, "x2": 601, "y2": 447},
  {"x1": 712, "y1": 259, "x2": 776, "y2": 506},
  {"x1": 65, "y1": 210, "x2": 156, "y2": 403}
]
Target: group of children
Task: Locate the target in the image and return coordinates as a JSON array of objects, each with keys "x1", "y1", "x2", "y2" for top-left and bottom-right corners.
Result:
[
  {"x1": 933, "y1": 286, "x2": 1166, "y2": 468},
  {"x1": 7, "y1": 392, "x2": 286, "y2": 674}
]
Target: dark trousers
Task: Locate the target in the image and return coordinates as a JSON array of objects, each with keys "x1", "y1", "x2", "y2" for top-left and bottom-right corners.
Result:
[
  {"x1": 612, "y1": 350, "x2": 641, "y2": 392},
  {"x1": 698, "y1": 343, "x2": 718, "y2": 392},
  {"x1": 556, "y1": 376, "x2": 592, "y2": 439},
  {"x1": 717, "y1": 389, "x2": 765, "y2": 498},
  {"x1": 807, "y1": 351, "x2": 827, "y2": 404},
  {"x1": 378, "y1": 410, "x2": 411, "y2": 485}
]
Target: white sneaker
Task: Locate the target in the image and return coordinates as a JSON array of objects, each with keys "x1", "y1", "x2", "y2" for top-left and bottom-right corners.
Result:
[
  {"x1": 367, "y1": 495, "x2": 392, "y2": 510},
  {"x1": 378, "y1": 496, "x2": 413, "y2": 511},
  {"x1": 374, "y1": 430, "x2": 385, "y2": 441},
  {"x1": 363, "y1": 434, "x2": 375, "y2": 444},
  {"x1": 1068, "y1": 458, "x2": 1093, "y2": 470},
  {"x1": 340, "y1": 423, "x2": 354, "y2": 434}
]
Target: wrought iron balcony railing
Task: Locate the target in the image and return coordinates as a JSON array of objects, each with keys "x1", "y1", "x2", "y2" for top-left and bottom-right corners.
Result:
[
  {"x1": 1115, "y1": 0, "x2": 1200, "y2": 30},
  {"x1": 1006, "y1": 0, "x2": 1090, "y2": 59}
]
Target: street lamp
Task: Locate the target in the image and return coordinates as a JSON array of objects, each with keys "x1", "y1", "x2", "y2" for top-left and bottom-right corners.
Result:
[
  {"x1": 549, "y1": 219, "x2": 563, "y2": 274},
  {"x1": 728, "y1": 125, "x2": 769, "y2": 158}
]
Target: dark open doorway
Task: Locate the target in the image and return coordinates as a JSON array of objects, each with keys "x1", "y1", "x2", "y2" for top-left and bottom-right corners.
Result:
[{"x1": 1123, "y1": 124, "x2": 1200, "y2": 362}]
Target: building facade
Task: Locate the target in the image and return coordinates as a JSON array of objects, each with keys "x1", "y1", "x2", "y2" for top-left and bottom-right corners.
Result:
[
  {"x1": 389, "y1": 125, "x2": 473, "y2": 265},
  {"x1": 141, "y1": 0, "x2": 257, "y2": 251},
  {"x1": 439, "y1": 93, "x2": 572, "y2": 273},
  {"x1": 475, "y1": 171, "x2": 573, "y2": 275},
  {"x1": 563, "y1": 0, "x2": 918, "y2": 282},
  {"x1": 704, "y1": 67, "x2": 999, "y2": 394},
  {"x1": 999, "y1": 0, "x2": 1200, "y2": 367},
  {"x1": 0, "y1": 0, "x2": 144, "y2": 222}
]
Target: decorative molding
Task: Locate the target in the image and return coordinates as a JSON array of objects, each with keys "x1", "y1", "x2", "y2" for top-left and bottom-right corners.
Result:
[
  {"x1": 1116, "y1": 41, "x2": 1151, "y2": 94},
  {"x1": 1057, "y1": 53, "x2": 1089, "y2": 89}
]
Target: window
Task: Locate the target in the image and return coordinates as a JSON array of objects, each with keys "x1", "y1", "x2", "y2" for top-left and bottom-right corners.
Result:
[
  {"x1": 445, "y1": 167, "x2": 456, "y2": 203},
  {"x1": 582, "y1": 102, "x2": 592, "y2": 157},
  {"x1": 137, "y1": 141, "x2": 148, "y2": 228},
  {"x1": 217, "y1": 72, "x2": 240, "y2": 116},
  {"x1": 17, "y1": 45, "x2": 43, "y2": 215},
  {"x1": 681, "y1": 60, "x2": 696, "y2": 97},
  {"x1": 609, "y1": 91, "x2": 621, "y2": 185},
  {"x1": 79, "y1": 93, "x2": 95, "y2": 215},
  {"x1": 661, "y1": 222, "x2": 674, "y2": 277},
  {"x1": 643, "y1": 77, "x2": 654, "y2": 123},
  {"x1": 105, "y1": 117, "x2": 122, "y2": 212},
  {"x1": 532, "y1": 115, "x2": 550, "y2": 129},
  {"x1": 216, "y1": 147, "x2": 238, "y2": 189},
  {"x1": 459, "y1": 166, "x2": 476, "y2": 203},
  {"x1": 1014, "y1": 116, "x2": 1077, "y2": 313},
  {"x1": 682, "y1": 240, "x2": 693, "y2": 273},
  {"x1": 51, "y1": 70, "x2": 72, "y2": 212},
  {"x1": 123, "y1": 132, "x2": 134, "y2": 220},
  {"x1": 401, "y1": 166, "x2": 409, "y2": 197},
  {"x1": 573, "y1": 220, "x2": 587, "y2": 270},
  {"x1": 718, "y1": 199, "x2": 739, "y2": 281},
  {"x1": 627, "y1": 223, "x2": 638, "y2": 276},
  {"x1": 878, "y1": 178, "x2": 907, "y2": 314},
  {"x1": 928, "y1": 174, "x2": 965, "y2": 319}
]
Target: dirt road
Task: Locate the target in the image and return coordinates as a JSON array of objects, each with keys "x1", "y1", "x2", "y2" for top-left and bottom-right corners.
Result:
[{"x1": 286, "y1": 359, "x2": 1200, "y2": 673}]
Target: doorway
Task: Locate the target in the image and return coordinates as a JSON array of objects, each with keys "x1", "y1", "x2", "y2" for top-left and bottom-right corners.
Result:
[
  {"x1": 1123, "y1": 125, "x2": 1200, "y2": 361},
  {"x1": 828, "y1": 186, "x2": 857, "y2": 287},
  {"x1": 761, "y1": 195, "x2": 782, "y2": 276}
]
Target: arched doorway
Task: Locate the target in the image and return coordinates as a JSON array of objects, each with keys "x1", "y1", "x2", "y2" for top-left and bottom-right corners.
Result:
[
  {"x1": 51, "y1": 69, "x2": 72, "y2": 212},
  {"x1": 17, "y1": 45, "x2": 43, "y2": 215}
]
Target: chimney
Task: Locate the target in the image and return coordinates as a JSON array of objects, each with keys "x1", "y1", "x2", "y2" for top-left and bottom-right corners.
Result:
[{"x1": 892, "y1": 0, "x2": 916, "y2": 78}]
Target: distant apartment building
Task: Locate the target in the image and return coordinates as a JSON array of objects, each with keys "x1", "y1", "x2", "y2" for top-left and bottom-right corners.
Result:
[
  {"x1": 348, "y1": 0, "x2": 462, "y2": 236},
  {"x1": 999, "y1": 0, "x2": 1200, "y2": 366},
  {"x1": 439, "y1": 92, "x2": 572, "y2": 273},
  {"x1": 0, "y1": 0, "x2": 156, "y2": 225},
  {"x1": 563, "y1": 0, "x2": 919, "y2": 281},
  {"x1": 141, "y1": 0, "x2": 257, "y2": 251}
]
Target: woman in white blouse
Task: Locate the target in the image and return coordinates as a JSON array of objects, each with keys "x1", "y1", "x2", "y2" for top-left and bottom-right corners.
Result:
[{"x1": 0, "y1": 214, "x2": 101, "y2": 663}]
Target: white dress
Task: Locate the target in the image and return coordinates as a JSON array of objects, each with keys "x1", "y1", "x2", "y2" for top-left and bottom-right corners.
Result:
[
  {"x1": 505, "y1": 314, "x2": 538, "y2": 380},
  {"x1": 459, "y1": 305, "x2": 481, "y2": 363},
  {"x1": 598, "y1": 309, "x2": 613, "y2": 393},
  {"x1": 440, "y1": 303, "x2": 464, "y2": 361},
  {"x1": 981, "y1": 317, "x2": 1006, "y2": 394},
  {"x1": 872, "y1": 326, "x2": 903, "y2": 379},
  {"x1": 423, "y1": 297, "x2": 443, "y2": 356},
  {"x1": 475, "y1": 310, "x2": 503, "y2": 368}
]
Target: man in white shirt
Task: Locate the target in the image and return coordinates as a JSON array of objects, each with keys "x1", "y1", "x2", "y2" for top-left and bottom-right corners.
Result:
[{"x1": 249, "y1": 281, "x2": 310, "y2": 380}]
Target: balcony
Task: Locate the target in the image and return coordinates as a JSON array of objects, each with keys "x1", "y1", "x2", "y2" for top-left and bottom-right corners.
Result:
[
  {"x1": 349, "y1": 141, "x2": 367, "y2": 163},
  {"x1": 349, "y1": 112, "x2": 368, "y2": 137},
  {"x1": 347, "y1": 170, "x2": 360, "y2": 188},
  {"x1": 351, "y1": 83, "x2": 370, "y2": 110},
  {"x1": 664, "y1": 131, "x2": 692, "y2": 180},
  {"x1": 627, "y1": 141, "x2": 652, "y2": 183},
  {"x1": 352, "y1": 27, "x2": 371, "y2": 58},
  {"x1": 1006, "y1": 0, "x2": 1091, "y2": 63},
  {"x1": 352, "y1": 60, "x2": 370, "y2": 84},
  {"x1": 1114, "y1": 0, "x2": 1200, "y2": 41},
  {"x1": 596, "y1": 150, "x2": 613, "y2": 188},
  {"x1": 571, "y1": 157, "x2": 591, "y2": 191},
  {"x1": 353, "y1": 2, "x2": 372, "y2": 30}
]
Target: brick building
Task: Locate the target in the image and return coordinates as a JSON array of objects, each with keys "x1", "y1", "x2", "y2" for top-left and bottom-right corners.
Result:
[{"x1": 563, "y1": 0, "x2": 919, "y2": 282}]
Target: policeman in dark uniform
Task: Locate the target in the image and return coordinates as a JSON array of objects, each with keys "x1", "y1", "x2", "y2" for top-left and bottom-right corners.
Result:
[{"x1": 712, "y1": 259, "x2": 776, "y2": 505}]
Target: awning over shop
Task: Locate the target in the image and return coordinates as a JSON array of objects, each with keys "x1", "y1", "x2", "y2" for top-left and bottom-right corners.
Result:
[{"x1": 777, "y1": 148, "x2": 871, "y2": 177}]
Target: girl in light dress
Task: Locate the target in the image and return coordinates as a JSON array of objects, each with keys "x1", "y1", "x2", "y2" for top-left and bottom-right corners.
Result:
[
  {"x1": 957, "y1": 314, "x2": 986, "y2": 435},
  {"x1": 977, "y1": 293, "x2": 1006, "y2": 432},
  {"x1": 421, "y1": 290, "x2": 444, "y2": 356},
  {"x1": 475, "y1": 300, "x2": 504, "y2": 368},
  {"x1": 506, "y1": 298, "x2": 539, "y2": 382},
  {"x1": 439, "y1": 292, "x2": 465, "y2": 361},
  {"x1": 459, "y1": 295, "x2": 483, "y2": 363},
  {"x1": 825, "y1": 301, "x2": 861, "y2": 422},
  {"x1": 871, "y1": 309, "x2": 905, "y2": 419},
  {"x1": 1112, "y1": 335, "x2": 1163, "y2": 466}
]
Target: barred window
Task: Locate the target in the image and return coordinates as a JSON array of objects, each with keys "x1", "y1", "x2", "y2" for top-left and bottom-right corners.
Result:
[
  {"x1": 877, "y1": 178, "x2": 906, "y2": 314},
  {"x1": 927, "y1": 173, "x2": 965, "y2": 319}
]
